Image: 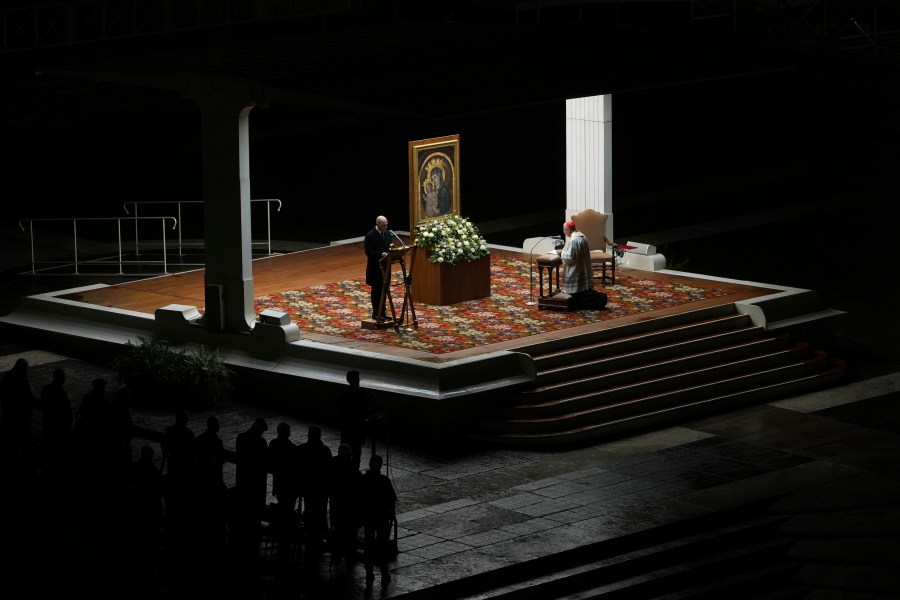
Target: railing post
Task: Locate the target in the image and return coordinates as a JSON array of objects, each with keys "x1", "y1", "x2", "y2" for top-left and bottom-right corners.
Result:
[
  {"x1": 73, "y1": 219, "x2": 79, "y2": 275},
  {"x1": 162, "y1": 218, "x2": 168, "y2": 274},
  {"x1": 134, "y1": 203, "x2": 140, "y2": 257},
  {"x1": 267, "y1": 200, "x2": 273, "y2": 255},
  {"x1": 118, "y1": 218, "x2": 124, "y2": 275},
  {"x1": 29, "y1": 221, "x2": 36, "y2": 275},
  {"x1": 177, "y1": 202, "x2": 183, "y2": 256}
]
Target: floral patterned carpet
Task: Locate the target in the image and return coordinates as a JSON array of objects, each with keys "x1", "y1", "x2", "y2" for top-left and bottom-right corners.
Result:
[{"x1": 253, "y1": 256, "x2": 739, "y2": 354}]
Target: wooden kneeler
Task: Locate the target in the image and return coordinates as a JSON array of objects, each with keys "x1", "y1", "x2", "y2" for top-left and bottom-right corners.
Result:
[{"x1": 535, "y1": 255, "x2": 571, "y2": 312}]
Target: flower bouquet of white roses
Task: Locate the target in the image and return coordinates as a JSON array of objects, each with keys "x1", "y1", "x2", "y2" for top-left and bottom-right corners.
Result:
[{"x1": 412, "y1": 214, "x2": 490, "y2": 265}]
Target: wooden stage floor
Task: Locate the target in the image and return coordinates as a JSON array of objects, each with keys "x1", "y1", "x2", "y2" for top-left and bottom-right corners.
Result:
[{"x1": 54, "y1": 242, "x2": 780, "y2": 362}]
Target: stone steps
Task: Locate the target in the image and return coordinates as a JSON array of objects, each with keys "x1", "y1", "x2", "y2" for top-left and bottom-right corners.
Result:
[{"x1": 472, "y1": 304, "x2": 845, "y2": 446}]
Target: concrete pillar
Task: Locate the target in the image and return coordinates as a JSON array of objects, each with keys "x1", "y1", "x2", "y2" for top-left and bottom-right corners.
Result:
[
  {"x1": 566, "y1": 94, "x2": 612, "y2": 215},
  {"x1": 188, "y1": 77, "x2": 264, "y2": 333}
]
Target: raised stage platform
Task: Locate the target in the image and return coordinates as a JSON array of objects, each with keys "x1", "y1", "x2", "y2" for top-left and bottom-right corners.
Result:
[{"x1": 0, "y1": 241, "x2": 844, "y2": 445}]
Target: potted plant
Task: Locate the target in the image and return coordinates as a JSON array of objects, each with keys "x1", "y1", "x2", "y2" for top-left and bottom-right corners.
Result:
[
  {"x1": 112, "y1": 336, "x2": 234, "y2": 409},
  {"x1": 183, "y1": 344, "x2": 234, "y2": 408}
]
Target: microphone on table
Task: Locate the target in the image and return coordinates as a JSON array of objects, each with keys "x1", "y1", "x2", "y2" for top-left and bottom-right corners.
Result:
[{"x1": 388, "y1": 230, "x2": 405, "y2": 245}]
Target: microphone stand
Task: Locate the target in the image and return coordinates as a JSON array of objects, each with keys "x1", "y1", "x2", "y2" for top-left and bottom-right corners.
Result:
[
  {"x1": 527, "y1": 236, "x2": 563, "y2": 306},
  {"x1": 380, "y1": 229, "x2": 406, "y2": 314},
  {"x1": 388, "y1": 230, "x2": 406, "y2": 247}
]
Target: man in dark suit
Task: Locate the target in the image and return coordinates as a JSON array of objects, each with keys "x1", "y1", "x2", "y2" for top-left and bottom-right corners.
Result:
[{"x1": 364, "y1": 215, "x2": 391, "y2": 321}]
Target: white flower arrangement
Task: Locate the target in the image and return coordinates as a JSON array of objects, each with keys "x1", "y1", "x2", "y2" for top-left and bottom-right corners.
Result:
[{"x1": 412, "y1": 214, "x2": 490, "y2": 265}]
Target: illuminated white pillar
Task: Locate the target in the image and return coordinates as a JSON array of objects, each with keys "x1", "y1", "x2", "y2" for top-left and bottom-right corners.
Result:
[{"x1": 566, "y1": 95, "x2": 612, "y2": 215}]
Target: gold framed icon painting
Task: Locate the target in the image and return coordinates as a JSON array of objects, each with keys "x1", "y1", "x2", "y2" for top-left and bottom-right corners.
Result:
[{"x1": 408, "y1": 134, "x2": 460, "y2": 230}]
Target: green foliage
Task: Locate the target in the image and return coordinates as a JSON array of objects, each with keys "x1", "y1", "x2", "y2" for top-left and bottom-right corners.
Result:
[
  {"x1": 111, "y1": 336, "x2": 233, "y2": 409},
  {"x1": 111, "y1": 336, "x2": 184, "y2": 393},
  {"x1": 183, "y1": 344, "x2": 234, "y2": 408}
]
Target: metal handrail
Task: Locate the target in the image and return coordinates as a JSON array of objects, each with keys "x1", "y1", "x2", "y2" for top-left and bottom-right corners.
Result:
[
  {"x1": 18, "y1": 216, "x2": 177, "y2": 276},
  {"x1": 123, "y1": 198, "x2": 282, "y2": 256}
]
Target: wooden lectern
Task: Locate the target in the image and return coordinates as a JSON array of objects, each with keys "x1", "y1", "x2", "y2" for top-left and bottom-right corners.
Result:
[
  {"x1": 535, "y1": 254, "x2": 571, "y2": 311},
  {"x1": 361, "y1": 245, "x2": 418, "y2": 331}
]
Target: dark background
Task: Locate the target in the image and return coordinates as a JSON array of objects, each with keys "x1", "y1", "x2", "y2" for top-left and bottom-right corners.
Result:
[
  {"x1": 4, "y1": 65, "x2": 896, "y2": 266},
  {"x1": 1, "y1": 1, "x2": 899, "y2": 325}
]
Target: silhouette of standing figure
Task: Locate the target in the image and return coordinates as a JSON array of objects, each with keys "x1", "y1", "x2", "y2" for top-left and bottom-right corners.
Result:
[
  {"x1": 296, "y1": 425, "x2": 332, "y2": 552},
  {"x1": 232, "y1": 417, "x2": 269, "y2": 562},
  {"x1": 195, "y1": 415, "x2": 225, "y2": 486},
  {"x1": 339, "y1": 370, "x2": 368, "y2": 469},
  {"x1": 161, "y1": 408, "x2": 195, "y2": 476},
  {"x1": 193, "y1": 447, "x2": 229, "y2": 578},
  {"x1": 361, "y1": 453, "x2": 396, "y2": 588},
  {"x1": 236, "y1": 417, "x2": 270, "y2": 512},
  {"x1": 73, "y1": 378, "x2": 112, "y2": 484},
  {"x1": 77, "y1": 378, "x2": 109, "y2": 433},
  {"x1": 269, "y1": 422, "x2": 299, "y2": 545},
  {"x1": 37, "y1": 368, "x2": 72, "y2": 463},
  {"x1": 330, "y1": 443, "x2": 362, "y2": 563},
  {"x1": 130, "y1": 444, "x2": 163, "y2": 577},
  {"x1": 109, "y1": 386, "x2": 134, "y2": 482},
  {"x1": 0, "y1": 358, "x2": 35, "y2": 455}
]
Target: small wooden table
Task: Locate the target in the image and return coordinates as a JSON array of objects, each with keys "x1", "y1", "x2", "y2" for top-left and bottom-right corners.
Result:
[{"x1": 535, "y1": 255, "x2": 571, "y2": 311}]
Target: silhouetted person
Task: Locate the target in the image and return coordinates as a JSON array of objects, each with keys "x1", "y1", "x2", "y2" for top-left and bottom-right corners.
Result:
[
  {"x1": 109, "y1": 386, "x2": 134, "y2": 481},
  {"x1": 28, "y1": 452, "x2": 68, "y2": 597},
  {"x1": 193, "y1": 450, "x2": 229, "y2": 581},
  {"x1": 37, "y1": 368, "x2": 72, "y2": 463},
  {"x1": 236, "y1": 417, "x2": 270, "y2": 511},
  {"x1": 339, "y1": 370, "x2": 369, "y2": 469},
  {"x1": 162, "y1": 450, "x2": 194, "y2": 588},
  {"x1": 269, "y1": 421, "x2": 298, "y2": 545},
  {"x1": 77, "y1": 377, "x2": 109, "y2": 429},
  {"x1": 233, "y1": 417, "x2": 269, "y2": 561},
  {"x1": 0, "y1": 357, "x2": 35, "y2": 454},
  {"x1": 330, "y1": 443, "x2": 362, "y2": 562},
  {"x1": 361, "y1": 453, "x2": 396, "y2": 588},
  {"x1": 161, "y1": 408, "x2": 197, "y2": 586},
  {"x1": 296, "y1": 425, "x2": 332, "y2": 551},
  {"x1": 161, "y1": 408, "x2": 195, "y2": 476},
  {"x1": 195, "y1": 415, "x2": 225, "y2": 486},
  {"x1": 73, "y1": 378, "x2": 113, "y2": 484},
  {"x1": 130, "y1": 445, "x2": 163, "y2": 580},
  {"x1": 1, "y1": 444, "x2": 40, "y2": 592}
]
